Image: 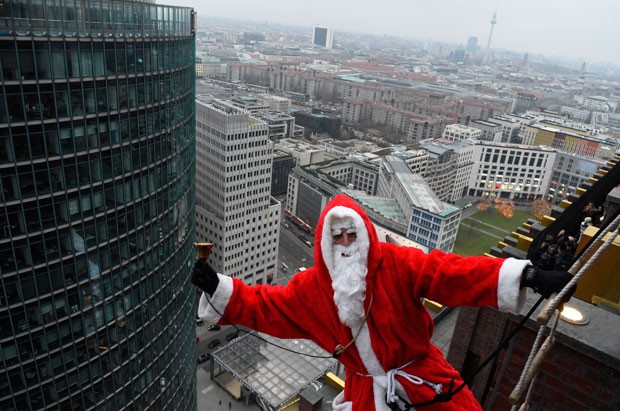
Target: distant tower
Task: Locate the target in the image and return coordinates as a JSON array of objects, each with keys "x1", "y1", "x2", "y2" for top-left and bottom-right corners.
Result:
[
  {"x1": 485, "y1": 5, "x2": 498, "y2": 64},
  {"x1": 312, "y1": 25, "x2": 334, "y2": 49},
  {"x1": 466, "y1": 36, "x2": 478, "y2": 52}
]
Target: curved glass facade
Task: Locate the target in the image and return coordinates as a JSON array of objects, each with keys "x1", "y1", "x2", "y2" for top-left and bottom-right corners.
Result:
[{"x1": 0, "y1": 1, "x2": 196, "y2": 410}]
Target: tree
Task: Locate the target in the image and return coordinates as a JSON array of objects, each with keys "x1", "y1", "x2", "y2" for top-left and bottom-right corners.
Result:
[
  {"x1": 476, "y1": 198, "x2": 493, "y2": 213},
  {"x1": 494, "y1": 199, "x2": 515, "y2": 219},
  {"x1": 530, "y1": 198, "x2": 552, "y2": 222},
  {"x1": 476, "y1": 197, "x2": 514, "y2": 219}
]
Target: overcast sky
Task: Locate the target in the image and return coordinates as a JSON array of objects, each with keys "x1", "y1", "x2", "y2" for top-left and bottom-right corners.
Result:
[{"x1": 170, "y1": 0, "x2": 619, "y2": 66}]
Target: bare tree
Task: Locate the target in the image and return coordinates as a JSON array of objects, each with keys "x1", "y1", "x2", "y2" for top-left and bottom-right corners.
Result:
[{"x1": 530, "y1": 198, "x2": 552, "y2": 222}]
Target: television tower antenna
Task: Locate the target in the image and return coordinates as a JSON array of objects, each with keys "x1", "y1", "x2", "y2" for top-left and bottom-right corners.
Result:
[{"x1": 485, "y1": 2, "x2": 499, "y2": 64}]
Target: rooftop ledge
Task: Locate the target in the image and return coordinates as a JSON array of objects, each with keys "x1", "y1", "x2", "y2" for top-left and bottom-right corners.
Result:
[{"x1": 513, "y1": 293, "x2": 620, "y2": 370}]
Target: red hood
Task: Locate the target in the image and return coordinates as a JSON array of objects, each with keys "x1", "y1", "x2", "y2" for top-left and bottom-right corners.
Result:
[{"x1": 313, "y1": 194, "x2": 382, "y2": 295}]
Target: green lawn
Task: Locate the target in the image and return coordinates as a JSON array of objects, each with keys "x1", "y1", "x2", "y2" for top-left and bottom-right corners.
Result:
[
  {"x1": 468, "y1": 209, "x2": 531, "y2": 231},
  {"x1": 453, "y1": 208, "x2": 532, "y2": 256}
]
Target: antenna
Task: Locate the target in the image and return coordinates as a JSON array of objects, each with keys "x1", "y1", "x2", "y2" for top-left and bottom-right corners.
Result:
[{"x1": 485, "y1": 1, "x2": 499, "y2": 64}]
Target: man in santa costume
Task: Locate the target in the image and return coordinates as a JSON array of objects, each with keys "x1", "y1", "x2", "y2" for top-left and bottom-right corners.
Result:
[{"x1": 194, "y1": 194, "x2": 572, "y2": 411}]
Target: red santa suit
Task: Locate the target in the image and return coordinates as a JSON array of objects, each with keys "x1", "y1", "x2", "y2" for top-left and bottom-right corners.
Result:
[{"x1": 198, "y1": 194, "x2": 528, "y2": 411}]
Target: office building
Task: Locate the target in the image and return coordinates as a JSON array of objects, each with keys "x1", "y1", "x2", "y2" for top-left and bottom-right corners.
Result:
[
  {"x1": 489, "y1": 115, "x2": 522, "y2": 143},
  {"x1": 468, "y1": 142, "x2": 556, "y2": 201},
  {"x1": 522, "y1": 122, "x2": 616, "y2": 160},
  {"x1": 547, "y1": 152, "x2": 607, "y2": 204},
  {"x1": 419, "y1": 141, "x2": 458, "y2": 202},
  {"x1": 378, "y1": 156, "x2": 461, "y2": 252},
  {"x1": 442, "y1": 124, "x2": 482, "y2": 142},
  {"x1": 0, "y1": 1, "x2": 196, "y2": 410},
  {"x1": 275, "y1": 139, "x2": 326, "y2": 166},
  {"x1": 470, "y1": 119, "x2": 503, "y2": 142},
  {"x1": 271, "y1": 150, "x2": 296, "y2": 197},
  {"x1": 466, "y1": 36, "x2": 479, "y2": 53},
  {"x1": 447, "y1": 140, "x2": 477, "y2": 203},
  {"x1": 286, "y1": 159, "x2": 378, "y2": 228},
  {"x1": 195, "y1": 99, "x2": 280, "y2": 285},
  {"x1": 261, "y1": 95, "x2": 292, "y2": 114},
  {"x1": 311, "y1": 25, "x2": 334, "y2": 50},
  {"x1": 511, "y1": 90, "x2": 543, "y2": 114}
]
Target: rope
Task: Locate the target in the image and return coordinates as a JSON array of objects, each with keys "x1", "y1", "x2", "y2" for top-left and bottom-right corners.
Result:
[
  {"x1": 521, "y1": 313, "x2": 561, "y2": 409},
  {"x1": 333, "y1": 293, "x2": 374, "y2": 358},
  {"x1": 510, "y1": 321, "x2": 548, "y2": 403},
  {"x1": 511, "y1": 210, "x2": 620, "y2": 407},
  {"x1": 522, "y1": 373, "x2": 539, "y2": 409},
  {"x1": 541, "y1": 212, "x2": 620, "y2": 319}
]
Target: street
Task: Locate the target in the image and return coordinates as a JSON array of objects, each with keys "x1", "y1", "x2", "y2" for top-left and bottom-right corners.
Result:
[{"x1": 274, "y1": 220, "x2": 315, "y2": 284}]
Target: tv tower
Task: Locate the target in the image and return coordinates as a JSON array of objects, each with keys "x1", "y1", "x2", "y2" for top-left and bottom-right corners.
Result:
[{"x1": 485, "y1": 4, "x2": 498, "y2": 64}]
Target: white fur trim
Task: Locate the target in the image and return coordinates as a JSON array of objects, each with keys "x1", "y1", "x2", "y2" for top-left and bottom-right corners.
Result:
[
  {"x1": 332, "y1": 390, "x2": 352, "y2": 410},
  {"x1": 354, "y1": 324, "x2": 392, "y2": 410},
  {"x1": 497, "y1": 258, "x2": 529, "y2": 314},
  {"x1": 321, "y1": 206, "x2": 370, "y2": 274},
  {"x1": 197, "y1": 274, "x2": 233, "y2": 323},
  {"x1": 353, "y1": 324, "x2": 412, "y2": 410}
]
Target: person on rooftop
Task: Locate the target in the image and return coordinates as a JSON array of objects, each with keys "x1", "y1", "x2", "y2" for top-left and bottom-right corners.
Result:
[{"x1": 193, "y1": 194, "x2": 573, "y2": 411}]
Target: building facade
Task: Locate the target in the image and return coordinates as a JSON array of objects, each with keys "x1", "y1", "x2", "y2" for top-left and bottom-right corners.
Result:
[
  {"x1": 489, "y1": 115, "x2": 522, "y2": 143},
  {"x1": 547, "y1": 152, "x2": 606, "y2": 205},
  {"x1": 311, "y1": 25, "x2": 333, "y2": 50},
  {"x1": 468, "y1": 142, "x2": 556, "y2": 201},
  {"x1": 419, "y1": 141, "x2": 458, "y2": 202},
  {"x1": 0, "y1": 2, "x2": 196, "y2": 410},
  {"x1": 195, "y1": 99, "x2": 280, "y2": 285},
  {"x1": 522, "y1": 123, "x2": 616, "y2": 160},
  {"x1": 470, "y1": 119, "x2": 503, "y2": 142},
  {"x1": 271, "y1": 150, "x2": 296, "y2": 197},
  {"x1": 286, "y1": 159, "x2": 379, "y2": 228},
  {"x1": 378, "y1": 156, "x2": 461, "y2": 252},
  {"x1": 442, "y1": 123, "x2": 482, "y2": 142}
]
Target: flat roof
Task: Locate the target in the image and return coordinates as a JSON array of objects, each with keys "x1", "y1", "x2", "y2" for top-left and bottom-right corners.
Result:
[
  {"x1": 211, "y1": 332, "x2": 336, "y2": 410},
  {"x1": 398, "y1": 173, "x2": 445, "y2": 214},
  {"x1": 339, "y1": 75, "x2": 367, "y2": 83},
  {"x1": 353, "y1": 195, "x2": 408, "y2": 225}
]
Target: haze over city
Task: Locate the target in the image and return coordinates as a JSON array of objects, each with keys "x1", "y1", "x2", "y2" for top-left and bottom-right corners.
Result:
[{"x1": 176, "y1": 0, "x2": 620, "y2": 67}]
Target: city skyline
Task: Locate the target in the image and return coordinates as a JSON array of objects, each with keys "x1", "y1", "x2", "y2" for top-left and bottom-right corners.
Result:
[{"x1": 179, "y1": 0, "x2": 620, "y2": 67}]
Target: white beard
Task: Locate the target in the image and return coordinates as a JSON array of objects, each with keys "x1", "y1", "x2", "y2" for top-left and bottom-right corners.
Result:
[{"x1": 331, "y1": 243, "x2": 368, "y2": 328}]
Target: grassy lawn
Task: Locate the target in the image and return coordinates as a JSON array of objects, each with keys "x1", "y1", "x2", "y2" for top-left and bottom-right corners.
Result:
[
  {"x1": 452, "y1": 226, "x2": 502, "y2": 256},
  {"x1": 468, "y1": 209, "x2": 532, "y2": 232},
  {"x1": 453, "y1": 208, "x2": 533, "y2": 256}
]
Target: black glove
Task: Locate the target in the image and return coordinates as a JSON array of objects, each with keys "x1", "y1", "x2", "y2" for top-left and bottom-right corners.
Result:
[
  {"x1": 192, "y1": 260, "x2": 219, "y2": 296},
  {"x1": 521, "y1": 265, "x2": 575, "y2": 299}
]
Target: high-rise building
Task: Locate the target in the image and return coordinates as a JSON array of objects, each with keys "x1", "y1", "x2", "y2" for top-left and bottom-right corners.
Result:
[
  {"x1": 466, "y1": 36, "x2": 478, "y2": 52},
  {"x1": 0, "y1": 2, "x2": 196, "y2": 410},
  {"x1": 195, "y1": 99, "x2": 280, "y2": 285},
  {"x1": 311, "y1": 25, "x2": 333, "y2": 50}
]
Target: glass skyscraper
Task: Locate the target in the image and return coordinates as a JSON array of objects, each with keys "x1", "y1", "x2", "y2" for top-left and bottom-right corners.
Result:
[{"x1": 0, "y1": 1, "x2": 196, "y2": 410}]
